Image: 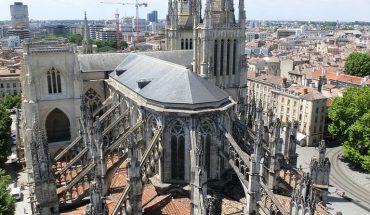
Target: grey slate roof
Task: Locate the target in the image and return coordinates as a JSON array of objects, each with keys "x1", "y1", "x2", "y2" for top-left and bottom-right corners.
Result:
[
  {"x1": 110, "y1": 53, "x2": 230, "y2": 107},
  {"x1": 78, "y1": 50, "x2": 193, "y2": 72}
]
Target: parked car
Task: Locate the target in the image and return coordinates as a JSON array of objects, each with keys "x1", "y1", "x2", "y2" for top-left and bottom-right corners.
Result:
[
  {"x1": 10, "y1": 187, "x2": 22, "y2": 201},
  {"x1": 10, "y1": 152, "x2": 18, "y2": 163}
]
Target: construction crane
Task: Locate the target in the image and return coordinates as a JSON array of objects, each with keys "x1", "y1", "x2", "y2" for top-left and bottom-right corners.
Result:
[{"x1": 101, "y1": 1, "x2": 148, "y2": 46}]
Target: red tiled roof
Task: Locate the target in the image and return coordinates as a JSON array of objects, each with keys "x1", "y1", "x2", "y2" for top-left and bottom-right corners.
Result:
[{"x1": 306, "y1": 67, "x2": 365, "y2": 85}]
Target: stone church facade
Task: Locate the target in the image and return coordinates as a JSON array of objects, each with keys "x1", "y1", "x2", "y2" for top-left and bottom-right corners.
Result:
[{"x1": 20, "y1": 1, "x2": 332, "y2": 215}]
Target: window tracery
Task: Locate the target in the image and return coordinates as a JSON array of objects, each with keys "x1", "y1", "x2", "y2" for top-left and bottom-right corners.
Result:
[
  {"x1": 198, "y1": 120, "x2": 213, "y2": 176},
  {"x1": 47, "y1": 67, "x2": 62, "y2": 94},
  {"x1": 83, "y1": 88, "x2": 102, "y2": 112},
  {"x1": 170, "y1": 120, "x2": 185, "y2": 180}
]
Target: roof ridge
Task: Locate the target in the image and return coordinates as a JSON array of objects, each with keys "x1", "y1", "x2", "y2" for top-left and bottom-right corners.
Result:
[{"x1": 138, "y1": 53, "x2": 189, "y2": 70}]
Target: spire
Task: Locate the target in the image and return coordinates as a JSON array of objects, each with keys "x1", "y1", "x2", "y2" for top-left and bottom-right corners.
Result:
[
  {"x1": 204, "y1": 0, "x2": 212, "y2": 28},
  {"x1": 239, "y1": 0, "x2": 246, "y2": 27},
  {"x1": 83, "y1": 12, "x2": 90, "y2": 42},
  {"x1": 83, "y1": 12, "x2": 93, "y2": 54}
]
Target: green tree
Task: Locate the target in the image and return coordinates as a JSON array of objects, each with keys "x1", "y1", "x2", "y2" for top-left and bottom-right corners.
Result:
[
  {"x1": 120, "y1": 40, "x2": 128, "y2": 49},
  {"x1": 344, "y1": 52, "x2": 370, "y2": 77},
  {"x1": 0, "y1": 104, "x2": 11, "y2": 166},
  {"x1": 328, "y1": 87, "x2": 370, "y2": 171},
  {"x1": 0, "y1": 169, "x2": 15, "y2": 215},
  {"x1": 1, "y1": 93, "x2": 21, "y2": 110},
  {"x1": 66, "y1": 34, "x2": 83, "y2": 45}
]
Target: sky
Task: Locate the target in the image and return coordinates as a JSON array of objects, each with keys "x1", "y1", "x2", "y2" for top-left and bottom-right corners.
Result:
[{"x1": 0, "y1": 0, "x2": 369, "y2": 22}]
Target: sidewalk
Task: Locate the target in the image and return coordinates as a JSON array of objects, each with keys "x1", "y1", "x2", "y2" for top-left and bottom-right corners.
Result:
[{"x1": 14, "y1": 167, "x2": 32, "y2": 215}]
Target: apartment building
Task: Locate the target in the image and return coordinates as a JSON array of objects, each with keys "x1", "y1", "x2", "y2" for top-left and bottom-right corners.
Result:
[{"x1": 248, "y1": 72, "x2": 327, "y2": 146}]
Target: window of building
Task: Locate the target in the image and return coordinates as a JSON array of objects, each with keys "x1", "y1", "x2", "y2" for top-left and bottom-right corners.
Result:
[
  {"x1": 232, "y1": 40, "x2": 237, "y2": 75},
  {"x1": 220, "y1": 40, "x2": 224, "y2": 76},
  {"x1": 198, "y1": 120, "x2": 213, "y2": 177},
  {"x1": 13, "y1": 83, "x2": 16, "y2": 88},
  {"x1": 84, "y1": 88, "x2": 102, "y2": 112},
  {"x1": 7, "y1": 83, "x2": 10, "y2": 88},
  {"x1": 47, "y1": 67, "x2": 62, "y2": 94},
  {"x1": 287, "y1": 99, "x2": 290, "y2": 105},
  {"x1": 226, "y1": 40, "x2": 231, "y2": 76},
  {"x1": 214, "y1": 40, "x2": 218, "y2": 76},
  {"x1": 0, "y1": 84, "x2": 3, "y2": 88},
  {"x1": 13, "y1": 90, "x2": 17, "y2": 95},
  {"x1": 45, "y1": 108, "x2": 71, "y2": 142},
  {"x1": 170, "y1": 121, "x2": 185, "y2": 181}
]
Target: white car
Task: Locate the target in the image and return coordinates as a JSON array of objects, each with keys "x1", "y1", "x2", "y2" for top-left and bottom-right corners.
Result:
[
  {"x1": 10, "y1": 152, "x2": 18, "y2": 163},
  {"x1": 10, "y1": 187, "x2": 22, "y2": 201}
]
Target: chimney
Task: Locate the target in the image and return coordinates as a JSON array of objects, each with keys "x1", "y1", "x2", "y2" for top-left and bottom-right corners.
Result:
[
  {"x1": 318, "y1": 76, "x2": 323, "y2": 92},
  {"x1": 9, "y1": 68, "x2": 16, "y2": 73},
  {"x1": 282, "y1": 78, "x2": 288, "y2": 88},
  {"x1": 303, "y1": 88, "x2": 308, "y2": 95}
]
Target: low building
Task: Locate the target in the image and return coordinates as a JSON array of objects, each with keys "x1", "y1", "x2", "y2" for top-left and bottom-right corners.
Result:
[
  {"x1": 248, "y1": 57, "x2": 281, "y2": 76},
  {"x1": 0, "y1": 66, "x2": 21, "y2": 97},
  {"x1": 96, "y1": 28, "x2": 119, "y2": 41},
  {"x1": 277, "y1": 28, "x2": 303, "y2": 38},
  {"x1": 0, "y1": 36, "x2": 20, "y2": 48},
  {"x1": 246, "y1": 32, "x2": 268, "y2": 42},
  {"x1": 89, "y1": 25, "x2": 104, "y2": 40}
]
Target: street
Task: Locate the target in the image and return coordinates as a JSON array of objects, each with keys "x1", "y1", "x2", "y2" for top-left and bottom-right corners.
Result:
[
  {"x1": 327, "y1": 146, "x2": 370, "y2": 213},
  {"x1": 4, "y1": 114, "x2": 32, "y2": 215},
  {"x1": 296, "y1": 145, "x2": 370, "y2": 215}
]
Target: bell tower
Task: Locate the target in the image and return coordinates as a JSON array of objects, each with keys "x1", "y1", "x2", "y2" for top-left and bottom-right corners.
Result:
[
  {"x1": 165, "y1": 0, "x2": 196, "y2": 51},
  {"x1": 194, "y1": 0, "x2": 247, "y2": 101}
]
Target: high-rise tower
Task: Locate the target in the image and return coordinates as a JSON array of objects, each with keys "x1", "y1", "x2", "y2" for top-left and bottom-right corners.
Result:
[{"x1": 10, "y1": 2, "x2": 29, "y2": 29}]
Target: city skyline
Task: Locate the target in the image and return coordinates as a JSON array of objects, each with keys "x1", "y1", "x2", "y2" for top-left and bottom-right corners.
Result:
[{"x1": 0, "y1": 0, "x2": 369, "y2": 22}]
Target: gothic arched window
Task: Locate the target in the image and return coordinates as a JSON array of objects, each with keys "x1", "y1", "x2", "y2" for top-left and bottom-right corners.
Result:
[
  {"x1": 83, "y1": 88, "x2": 102, "y2": 112},
  {"x1": 170, "y1": 121, "x2": 185, "y2": 180},
  {"x1": 226, "y1": 39, "x2": 231, "y2": 75},
  {"x1": 181, "y1": 38, "x2": 184, "y2": 50},
  {"x1": 220, "y1": 40, "x2": 224, "y2": 76},
  {"x1": 45, "y1": 108, "x2": 71, "y2": 142},
  {"x1": 190, "y1": 38, "x2": 193, "y2": 49},
  {"x1": 214, "y1": 40, "x2": 218, "y2": 76},
  {"x1": 233, "y1": 39, "x2": 237, "y2": 75},
  {"x1": 47, "y1": 67, "x2": 62, "y2": 94},
  {"x1": 198, "y1": 120, "x2": 213, "y2": 176},
  {"x1": 185, "y1": 38, "x2": 189, "y2": 50}
]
